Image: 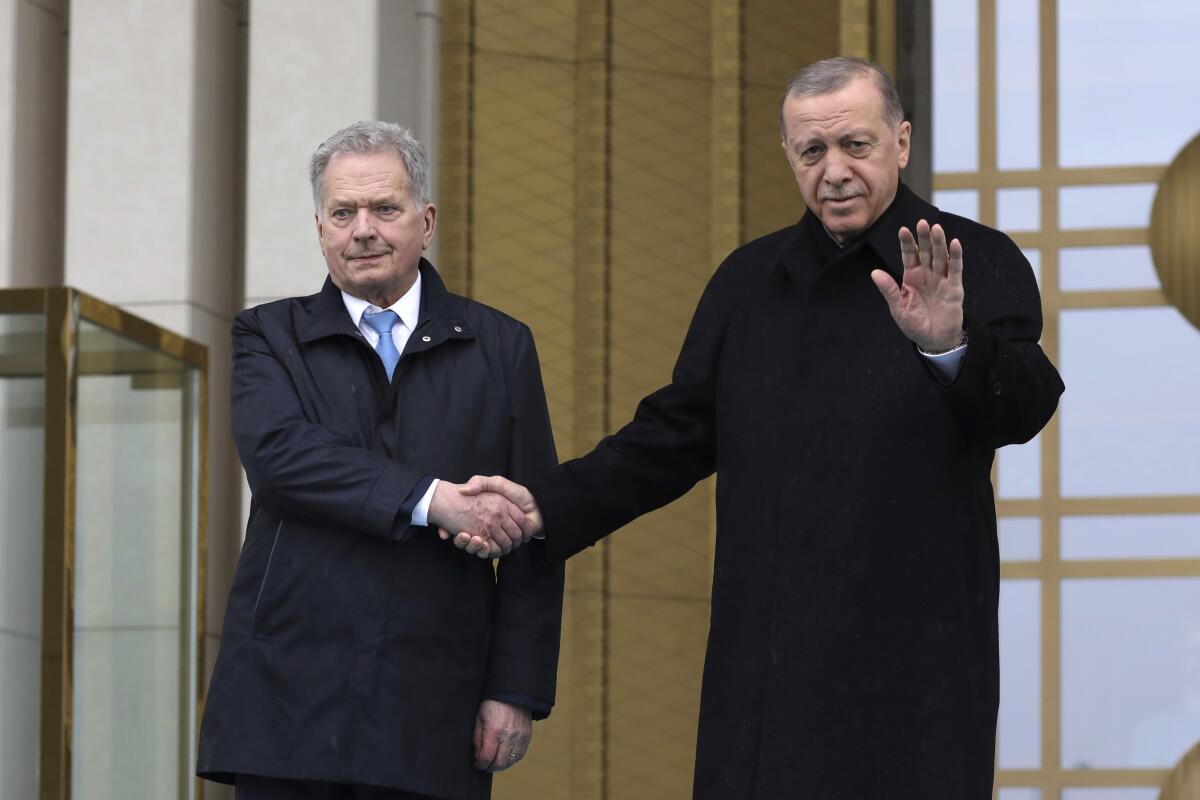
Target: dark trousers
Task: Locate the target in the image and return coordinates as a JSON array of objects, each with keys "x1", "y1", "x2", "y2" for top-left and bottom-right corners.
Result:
[{"x1": 234, "y1": 775, "x2": 436, "y2": 799}]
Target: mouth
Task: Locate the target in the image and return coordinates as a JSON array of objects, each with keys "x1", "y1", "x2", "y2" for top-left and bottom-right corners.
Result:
[{"x1": 348, "y1": 253, "x2": 387, "y2": 263}]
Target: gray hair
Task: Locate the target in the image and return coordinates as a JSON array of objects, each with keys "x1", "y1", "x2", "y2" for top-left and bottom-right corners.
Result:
[
  {"x1": 309, "y1": 121, "x2": 432, "y2": 211},
  {"x1": 779, "y1": 57, "x2": 905, "y2": 141}
]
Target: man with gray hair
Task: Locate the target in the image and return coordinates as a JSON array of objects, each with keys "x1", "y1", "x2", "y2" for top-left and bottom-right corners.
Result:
[
  {"x1": 197, "y1": 121, "x2": 564, "y2": 799},
  {"x1": 452, "y1": 57, "x2": 1064, "y2": 797}
]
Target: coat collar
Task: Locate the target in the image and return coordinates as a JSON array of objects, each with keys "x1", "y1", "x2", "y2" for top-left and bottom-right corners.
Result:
[
  {"x1": 298, "y1": 259, "x2": 475, "y2": 355},
  {"x1": 770, "y1": 183, "x2": 936, "y2": 285}
]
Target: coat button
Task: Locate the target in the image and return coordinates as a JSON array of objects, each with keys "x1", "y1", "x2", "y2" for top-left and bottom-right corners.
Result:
[
  {"x1": 992, "y1": 381, "x2": 1003, "y2": 396},
  {"x1": 454, "y1": 325, "x2": 462, "y2": 333},
  {"x1": 422, "y1": 335, "x2": 432, "y2": 342}
]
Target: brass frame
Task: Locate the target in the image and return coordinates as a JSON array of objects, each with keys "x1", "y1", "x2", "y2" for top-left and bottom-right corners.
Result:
[
  {"x1": 0, "y1": 287, "x2": 207, "y2": 800},
  {"x1": 930, "y1": 3, "x2": 1200, "y2": 797}
]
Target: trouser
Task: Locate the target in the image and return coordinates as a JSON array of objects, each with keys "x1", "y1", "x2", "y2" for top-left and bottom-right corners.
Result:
[{"x1": 234, "y1": 774, "x2": 438, "y2": 799}]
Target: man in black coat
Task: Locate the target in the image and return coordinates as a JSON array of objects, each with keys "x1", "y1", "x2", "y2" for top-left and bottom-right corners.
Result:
[
  {"x1": 197, "y1": 121, "x2": 564, "y2": 800},
  {"x1": 449, "y1": 58, "x2": 1064, "y2": 798}
]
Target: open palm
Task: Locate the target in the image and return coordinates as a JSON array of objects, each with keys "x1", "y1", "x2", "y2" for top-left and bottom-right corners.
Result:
[{"x1": 869, "y1": 218, "x2": 965, "y2": 353}]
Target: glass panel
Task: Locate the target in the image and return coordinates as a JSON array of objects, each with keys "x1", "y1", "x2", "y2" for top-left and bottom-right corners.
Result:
[
  {"x1": 72, "y1": 319, "x2": 194, "y2": 799},
  {"x1": 1059, "y1": 0, "x2": 1200, "y2": 168},
  {"x1": 996, "y1": 0, "x2": 1040, "y2": 170},
  {"x1": 932, "y1": 0, "x2": 979, "y2": 172},
  {"x1": 1062, "y1": 578, "x2": 1200, "y2": 768},
  {"x1": 933, "y1": 189, "x2": 979, "y2": 222},
  {"x1": 1062, "y1": 515, "x2": 1200, "y2": 560},
  {"x1": 1062, "y1": 789, "x2": 1163, "y2": 800},
  {"x1": 999, "y1": 432, "x2": 1040, "y2": 499},
  {"x1": 999, "y1": 790, "x2": 1041, "y2": 800},
  {"x1": 1060, "y1": 246, "x2": 1161, "y2": 291},
  {"x1": 999, "y1": 580, "x2": 1041, "y2": 768},
  {"x1": 1059, "y1": 184, "x2": 1157, "y2": 230},
  {"x1": 0, "y1": 313, "x2": 44, "y2": 800},
  {"x1": 1024, "y1": 248, "x2": 1041, "y2": 288},
  {"x1": 999, "y1": 517, "x2": 1040, "y2": 561},
  {"x1": 1060, "y1": 307, "x2": 1200, "y2": 497},
  {"x1": 998, "y1": 187, "x2": 1041, "y2": 232}
]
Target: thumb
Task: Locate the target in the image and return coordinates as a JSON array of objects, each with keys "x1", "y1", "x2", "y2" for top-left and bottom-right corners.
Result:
[
  {"x1": 458, "y1": 475, "x2": 488, "y2": 495},
  {"x1": 870, "y1": 268, "x2": 902, "y2": 311}
]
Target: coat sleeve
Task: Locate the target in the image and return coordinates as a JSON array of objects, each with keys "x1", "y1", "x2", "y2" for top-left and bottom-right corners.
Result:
[
  {"x1": 483, "y1": 325, "x2": 565, "y2": 717},
  {"x1": 935, "y1": 229, "x2": 1065, "y2": 449},
  {"x1": 533, "y1": 257, "x2": 742, "y2": 562},
  {"x1": 231, "y1": 308, "x2": 425, "y2": 538}
]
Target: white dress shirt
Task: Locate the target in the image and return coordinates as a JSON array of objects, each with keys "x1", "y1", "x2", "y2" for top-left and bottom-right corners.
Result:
[{"x1": 340, "y1": 273, "x2": 440, "y2": 526}]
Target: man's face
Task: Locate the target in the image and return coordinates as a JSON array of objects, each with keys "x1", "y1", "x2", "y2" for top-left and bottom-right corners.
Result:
[
  {"x1": 316, "y1": 150, "x2": 436, "y2": 306},
  {"x1": 781, "y1": 76, "x2": 911, "y2": 244}
]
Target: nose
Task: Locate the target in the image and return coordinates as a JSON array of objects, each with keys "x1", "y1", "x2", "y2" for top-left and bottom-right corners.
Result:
[
  {"x1": 351, "y1": 208, "x2": 376, "y2": 241},
  {"x1": 823, "y1": 151, "x2": 853, "y2": 184}
]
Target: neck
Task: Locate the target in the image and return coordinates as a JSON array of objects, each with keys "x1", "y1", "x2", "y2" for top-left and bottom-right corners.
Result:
[{"x1": 346, "y1": 273, "x2": 418, "y2": 310}]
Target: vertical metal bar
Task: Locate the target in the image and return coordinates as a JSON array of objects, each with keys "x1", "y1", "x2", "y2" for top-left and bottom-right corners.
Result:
[
  {"x1": 39, "y1": 288, "x2": 76, "y2": 800},
  {"x1": 1038, "y1": 3, "x2": 1061, "y2": 798},
  {"x1": 195, "y1": 360, "x2": 209, "y2": 800},
  {"x1": 978, "y1": 0, "x2": 997, "y2": 227}
]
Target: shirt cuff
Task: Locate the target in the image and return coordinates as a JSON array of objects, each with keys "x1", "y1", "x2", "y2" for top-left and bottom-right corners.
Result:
[
  {"x1": 410, "y1": 478, "x2": 439, "y2": 526},
  {"x1": 487, "y1": 692, "x2": 552, "y2": 718},
  {"x1": 919, "y1": 342, "x2": 968, "y2": 384}
]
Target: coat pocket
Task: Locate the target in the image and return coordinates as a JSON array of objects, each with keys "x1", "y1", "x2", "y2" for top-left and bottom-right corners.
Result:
[{"x1": 250, "y1": 519, "x2": 284, "y2": 638}]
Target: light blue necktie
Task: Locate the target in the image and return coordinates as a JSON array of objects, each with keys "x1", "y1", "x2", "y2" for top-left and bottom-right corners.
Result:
[{"x1": 362, "y1": 308, "x2": 401, "y2": 380}]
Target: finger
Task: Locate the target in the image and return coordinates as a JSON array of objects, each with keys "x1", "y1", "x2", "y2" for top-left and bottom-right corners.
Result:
[
  {"x1": 930, "y1": 223, "x2": 949, "y2": 277},
  {"x1": 454, "y1": 532, "x2": 472, "y2": 549},
  {"x1": 870, "y1": 269, "x2": 902, "y2": 314},
  {"x1": 488, "y1": 735, "x2": 515, "y2": 772},
  {"x1": 438, "y1": 527, "x2": 450, "y2": 541},
  {"x1": 949, "y1": 237, "x2": 964, "y2": 281},
  {"x1": 915, "y1": 218, "x2": 932, "y2": 270},
  {"x1": 897, "y1": 226, "x2": 919, "y2": 271},
  {"x1": 491, "y1": 518, "x2": 517, "y2": 555},
  {"x1": 464, "y1": 535, "x2": 488, "y2": 556},
  {"x1": 475, "y1": 727, "x2": 500, "y2": 771},
  {"x1": 472, "y1": 715, "x2": 484, "y2": 764},
  {"x1": 498, "y1": 516, "x2": 524, "y2": 554}
]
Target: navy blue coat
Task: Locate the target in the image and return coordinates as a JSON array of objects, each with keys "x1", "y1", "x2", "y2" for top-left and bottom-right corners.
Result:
[
  {"x1": 534, "y1": 185, "x2": 1064, "y2": 799},
  {"x1": 197, "y1": 262, "x2": 564, "y2": 799}
]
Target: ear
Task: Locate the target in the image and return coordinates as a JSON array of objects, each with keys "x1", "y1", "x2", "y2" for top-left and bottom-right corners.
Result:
[
  {"x1": 421, "y1": 203, "x2": 437, "y2": 250},
  {"x1": 896, "y1": 120, "x2": 912, "y2": 171},
  {"x1": 315, "y1": 213, "x2": 325, "y2": 252}
]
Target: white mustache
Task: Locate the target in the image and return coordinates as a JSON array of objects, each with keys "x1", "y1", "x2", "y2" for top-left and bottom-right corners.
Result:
[{"x1": 820, "y1": 189, "x2": 860, "y2": 201}]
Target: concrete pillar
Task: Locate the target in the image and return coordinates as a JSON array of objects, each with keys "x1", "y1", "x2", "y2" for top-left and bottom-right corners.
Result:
[
  {"x1": 61, "y1": 4, "x2": 245, "y2": 797},
  {"x1": 244, "y1": 0, "x2": 440, "y2": 308},
  {"x1": 0, "y1": 0, "x2": 68, "y2": 288}
]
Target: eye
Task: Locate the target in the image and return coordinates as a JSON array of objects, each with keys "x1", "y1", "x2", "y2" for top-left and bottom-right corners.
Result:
[
  {"x1": 377, "y1": 205, "x2": 398, "y2": 215},
  {"x1": 799, "y1": 144, "x2": 824, "y2": 162},
  {"x1": 331, "y1": 208, "x2": 352, "y2": 220},
  {"x1": 846, "y1": 140, "x2": 870, "y2": 154}
]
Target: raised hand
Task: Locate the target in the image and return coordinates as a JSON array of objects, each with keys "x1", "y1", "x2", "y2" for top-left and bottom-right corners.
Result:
[
  {"x1": 437, "y1": 475, "x2": 543, "y2": 557},
  {"x1": 870, "y1": 218, "x2": 965, "y2": 353},
  {"x1": 426, "y1": 480, "x2": 536, "y2": 559}
]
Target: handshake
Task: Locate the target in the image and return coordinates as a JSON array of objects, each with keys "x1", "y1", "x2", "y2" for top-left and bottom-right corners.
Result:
[{"x1": 427, "y1": 475, "x2": 542, "y2": 559}]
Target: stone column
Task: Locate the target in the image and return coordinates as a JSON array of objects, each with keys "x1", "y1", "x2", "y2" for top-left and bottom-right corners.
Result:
[
  {"x1": 243, "y1": 0, "x2": 440, "y2": 308},
  {"x1": 0, "y1": 0, "x2": 68, "y2": 288},
  {"x1": 60, "y1": 2, "x2": 245, "y2": 797}
]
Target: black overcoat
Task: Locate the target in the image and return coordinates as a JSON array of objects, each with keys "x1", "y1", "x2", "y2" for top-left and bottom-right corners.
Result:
[
  {"x1": 535, "y1": 186, "x2": 1064, "y2": 799},
  {"x1": 197, "y1": 262, "x2": 564, "y2": 800}
]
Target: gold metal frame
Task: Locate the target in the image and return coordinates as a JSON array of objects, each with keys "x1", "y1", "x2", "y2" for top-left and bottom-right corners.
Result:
[
  {"x1": 0, "y1": 287, "x2": 207, "y2": 800},
  {"x1": 931, "y1": 3, "x2": 1200, "y2": 796}
]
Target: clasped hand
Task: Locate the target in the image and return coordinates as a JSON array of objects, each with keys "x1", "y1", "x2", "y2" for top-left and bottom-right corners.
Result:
[{"x1": 431, "y1": 476, "x2": 542, "y2": 559}]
